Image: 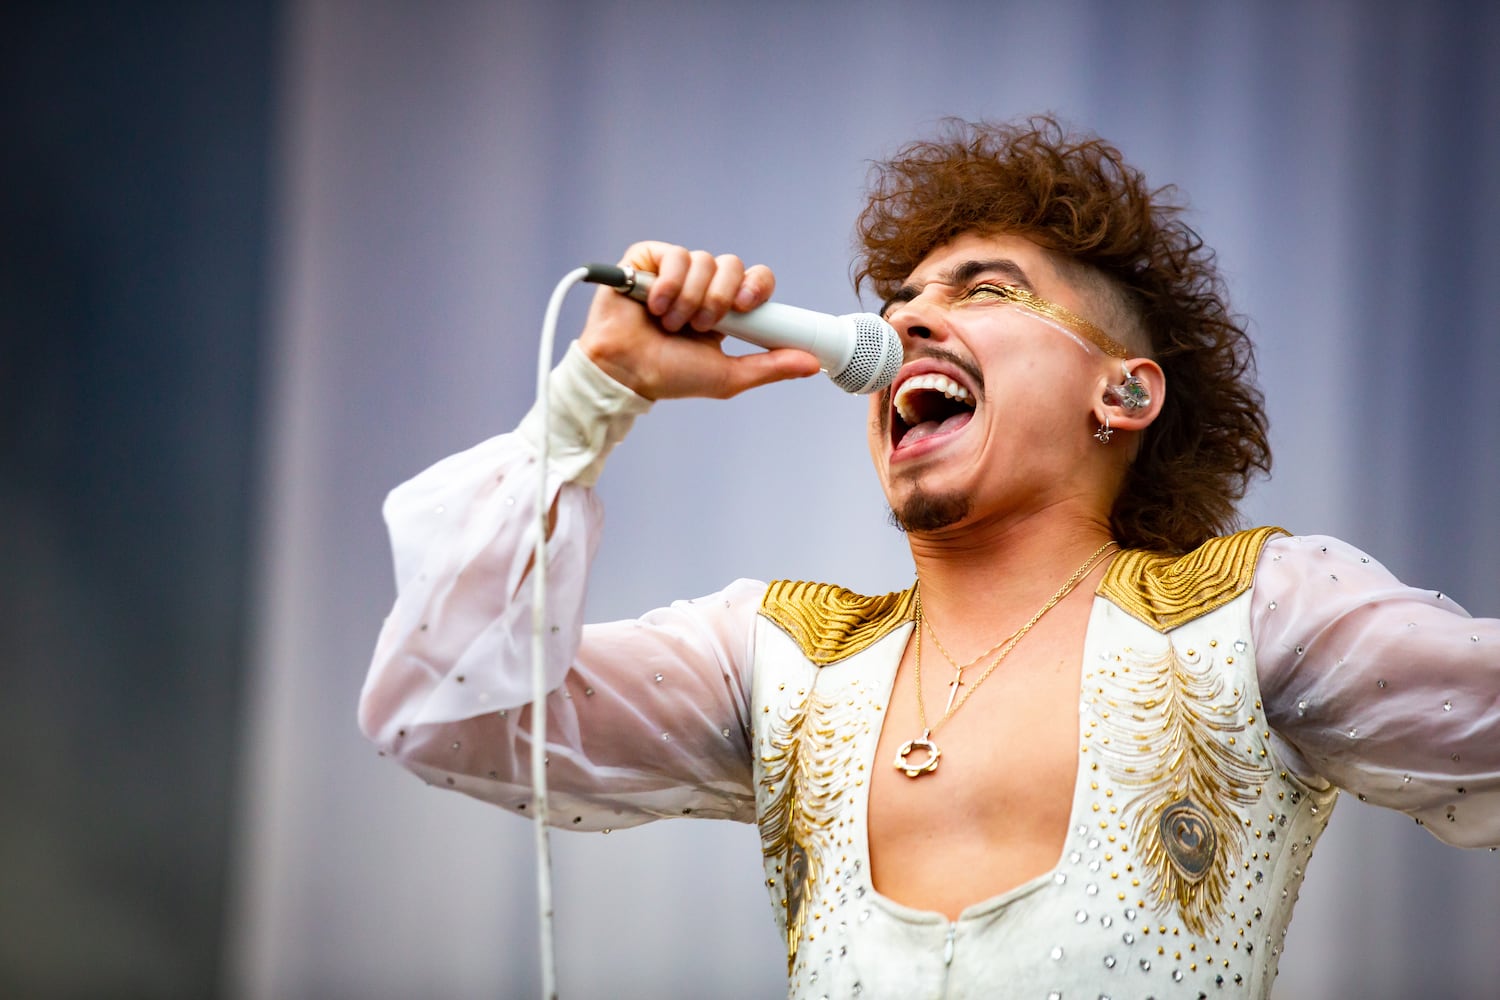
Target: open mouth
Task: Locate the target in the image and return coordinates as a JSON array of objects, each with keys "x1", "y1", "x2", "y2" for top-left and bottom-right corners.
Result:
[{"x1": 891, "y1": 372, "x2": 977, "y2": 451}]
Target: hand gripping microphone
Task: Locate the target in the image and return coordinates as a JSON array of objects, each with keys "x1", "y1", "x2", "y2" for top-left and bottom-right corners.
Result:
[{"x1": 582, "y1": 263, "x2": 903, "y2": 394}]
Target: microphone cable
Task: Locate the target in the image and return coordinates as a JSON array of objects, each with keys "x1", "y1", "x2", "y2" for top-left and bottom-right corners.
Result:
[{"x1": 527, "y1": 265, "x2": 590, "y2": 1000}]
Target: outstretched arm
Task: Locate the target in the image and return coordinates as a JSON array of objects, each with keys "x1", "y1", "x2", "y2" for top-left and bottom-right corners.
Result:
[{"x1": 1254, "y1": 534, "x2": 1500, "y2": 846}]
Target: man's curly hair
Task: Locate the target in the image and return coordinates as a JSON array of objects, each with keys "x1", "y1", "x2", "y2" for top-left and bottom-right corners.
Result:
[{"x1": 855, "y1": 116, "x2": 1271, "y2": 554}]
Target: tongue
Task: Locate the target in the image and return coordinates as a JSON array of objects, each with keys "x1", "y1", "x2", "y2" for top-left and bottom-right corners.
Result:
[{"x1": 901, "y1": 411, "x2": 972, "y2": 446}]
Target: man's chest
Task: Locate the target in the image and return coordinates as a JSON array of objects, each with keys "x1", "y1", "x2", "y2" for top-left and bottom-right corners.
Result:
[{"x1": 865, "y1": 622, "x2": 1091, "y2": 917}]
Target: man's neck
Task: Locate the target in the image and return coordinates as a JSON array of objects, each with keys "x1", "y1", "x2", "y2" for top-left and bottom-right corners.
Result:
[{"x1": 906, "y1": 509, "x2": 1117, "y2": 659}]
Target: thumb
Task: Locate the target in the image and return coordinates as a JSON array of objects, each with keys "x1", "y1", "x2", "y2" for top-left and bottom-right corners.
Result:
[{"x1": 713, "y1": 348, "x2": 822, "y2": 398}]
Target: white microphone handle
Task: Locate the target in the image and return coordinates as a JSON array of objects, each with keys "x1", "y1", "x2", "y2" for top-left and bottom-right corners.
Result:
[{"x1": 622, "y1": 270, "x2": 855, "y2": 372}]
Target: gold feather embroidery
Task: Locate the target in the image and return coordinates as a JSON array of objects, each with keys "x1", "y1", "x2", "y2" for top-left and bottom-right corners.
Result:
[
  {"x1": 1101, "y1": 645, "x2": 1271, "y2": 936},
  {"x1": 758, "y1": 685, "x2": 858, "y2": 974}
]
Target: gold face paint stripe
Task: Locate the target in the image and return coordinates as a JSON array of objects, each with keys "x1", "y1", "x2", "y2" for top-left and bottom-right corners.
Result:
[{"x1": 994, "y1": 285, "x2": 1131, "y2": 359}]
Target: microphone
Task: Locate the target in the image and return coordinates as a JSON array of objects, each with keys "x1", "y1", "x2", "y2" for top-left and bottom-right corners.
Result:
[{"x1": 582, "y1": 263, "x2": 903, "y2": 394}]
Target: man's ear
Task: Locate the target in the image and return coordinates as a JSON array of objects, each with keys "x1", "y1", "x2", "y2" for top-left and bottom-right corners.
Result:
[{"x1": 1095, "y1": 358, "x2": 1165, "y2": 433}]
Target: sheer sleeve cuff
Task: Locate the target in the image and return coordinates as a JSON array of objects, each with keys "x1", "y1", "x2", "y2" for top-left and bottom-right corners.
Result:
[{"x1": 518, "y1": 341, "x2": 652, "y2": 487}]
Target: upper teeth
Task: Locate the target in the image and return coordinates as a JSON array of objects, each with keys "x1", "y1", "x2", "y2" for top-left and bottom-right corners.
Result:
[{"x1": 894, "y1": 373, "x2": 972, "y2": 425}]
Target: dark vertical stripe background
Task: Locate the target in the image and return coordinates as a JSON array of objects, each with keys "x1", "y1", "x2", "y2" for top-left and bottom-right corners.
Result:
[{"x1": 0, "y1": 4, "x2": 273, "y2": 996}]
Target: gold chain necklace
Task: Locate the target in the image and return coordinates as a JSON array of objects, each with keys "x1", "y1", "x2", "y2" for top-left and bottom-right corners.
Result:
[
  {"x1": 920, "y1": 612, "x2": 1022, "y2": 718},
  {"x1": 921, "y1": 613, "x2": 1010, "y2": 679},
  {"x1": 893, "y1": 540, "x2": 1118, "y2": 778}
]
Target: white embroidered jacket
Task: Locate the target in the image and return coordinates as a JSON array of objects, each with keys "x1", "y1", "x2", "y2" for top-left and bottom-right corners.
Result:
[
  {"x1": 751, "y1": 552, "x2": 1329, "y2": 998},
  {"x1": 360, "y1": 344, "x2": 1500, "y2": 999}
]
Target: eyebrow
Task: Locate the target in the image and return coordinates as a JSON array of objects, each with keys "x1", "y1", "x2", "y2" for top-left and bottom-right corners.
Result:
[{"x1": 881, "y1": 258, "x2": 1035, "y2": 315}]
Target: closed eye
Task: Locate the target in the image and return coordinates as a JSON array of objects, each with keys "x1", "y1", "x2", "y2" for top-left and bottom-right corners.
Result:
[{"x1": 962, "y1": 281, "x2": 1016, "y2": 303}]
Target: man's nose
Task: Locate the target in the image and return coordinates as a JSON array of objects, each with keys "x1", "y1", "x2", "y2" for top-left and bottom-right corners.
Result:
[{"x1": 889, "y1": 293, "x2": 947, "y2": 344}]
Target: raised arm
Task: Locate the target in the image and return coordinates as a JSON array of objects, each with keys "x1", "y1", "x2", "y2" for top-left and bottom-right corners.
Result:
[
  {"x1": 358, "y1": 244, "x2": 820, "y2": 829},
  {"x1": 1253, "y1": 533, "x2": 1500, "y2": 846}
]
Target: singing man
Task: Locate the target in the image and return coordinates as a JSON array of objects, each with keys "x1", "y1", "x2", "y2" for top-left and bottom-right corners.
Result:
[{"x1": 360, "y1": 117, "x2": 1498, "y2": 998}]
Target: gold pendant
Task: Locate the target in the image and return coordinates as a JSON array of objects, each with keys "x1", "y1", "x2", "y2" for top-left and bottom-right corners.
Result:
[{"x1": 893, "y1": 731, "x2": 941, "y2": 778}]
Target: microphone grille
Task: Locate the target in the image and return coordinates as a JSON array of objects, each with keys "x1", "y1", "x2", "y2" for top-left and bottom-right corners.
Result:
[{"x1": 830, "y1": 314, "x2": 903, "y2": 394}]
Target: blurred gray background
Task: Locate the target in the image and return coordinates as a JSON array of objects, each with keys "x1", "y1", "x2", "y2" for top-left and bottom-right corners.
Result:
[{"x1": 3, "y1": 1, "x2": 1496, "y2": 997}]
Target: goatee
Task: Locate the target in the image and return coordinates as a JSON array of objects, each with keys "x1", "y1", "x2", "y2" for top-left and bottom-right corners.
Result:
[{"x1": 887, "y1": 491, "x2": 971, "y2": 533}]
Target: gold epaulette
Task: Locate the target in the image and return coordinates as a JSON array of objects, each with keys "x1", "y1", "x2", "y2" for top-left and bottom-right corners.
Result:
[
  {"x1": 1099, "y1": 526, "x2": 1287, "y2": 632},
  {"x1": 759, "y1": 581, "x2": 917, "y2": 665}
]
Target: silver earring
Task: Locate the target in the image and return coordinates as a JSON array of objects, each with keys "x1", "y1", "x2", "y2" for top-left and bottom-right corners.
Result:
[
  {"x1": 1105, "y1": 365, "x2": 1150, "y2": 411},
  {"x1": 1094, "y1": 416, "x2": 1113, "y2": 444}
]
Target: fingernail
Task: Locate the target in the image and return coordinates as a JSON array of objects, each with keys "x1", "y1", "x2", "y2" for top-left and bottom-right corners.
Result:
[
  {"x1": 734, "y1": 287, "x2": 757, "y2": 310},
  {"x1": 690, "y1": 309, "x2": 716, "y2": 330}
]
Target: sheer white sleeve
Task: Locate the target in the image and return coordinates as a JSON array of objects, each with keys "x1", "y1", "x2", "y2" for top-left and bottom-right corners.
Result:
[
  {"x1": 359, "y1": 342, "x2": 763, "y2": 830},
  {"x1": 1253, "y1": 533, "x2": 1500, "y2": 847}
]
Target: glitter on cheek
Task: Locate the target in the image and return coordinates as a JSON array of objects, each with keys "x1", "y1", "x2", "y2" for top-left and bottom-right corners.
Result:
[{"x1": 1014, "y1": 309, "x2": 1101, "y2": 356}]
